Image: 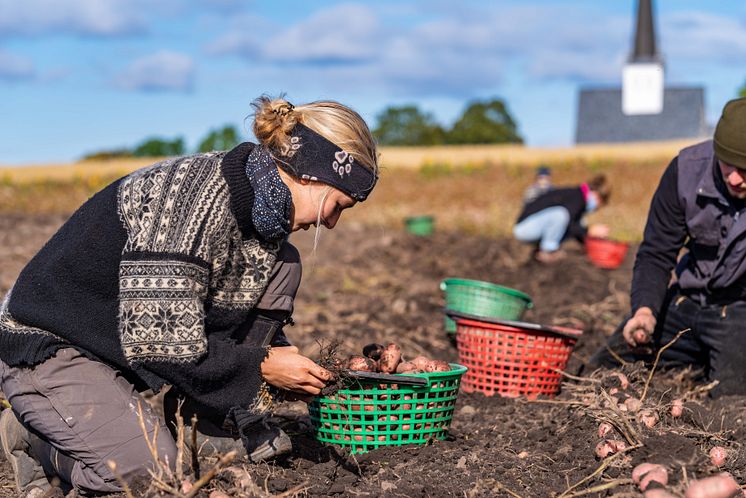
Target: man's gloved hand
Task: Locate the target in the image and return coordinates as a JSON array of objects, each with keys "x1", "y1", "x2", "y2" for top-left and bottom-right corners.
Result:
[{"x1": 622, "y1": 307, "x2": 657, "y2": 347}]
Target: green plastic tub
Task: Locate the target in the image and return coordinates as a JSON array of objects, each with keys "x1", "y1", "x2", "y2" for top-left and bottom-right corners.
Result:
[
  {"x1": 440, "y1": 278, "x2": 533, "y2": 334},
  {"x1": 309, "y1": 364, "x2": 467, "y2": 454},
  {"x1": 404, "y1": 215, "x2": 435, "y2": 236}
]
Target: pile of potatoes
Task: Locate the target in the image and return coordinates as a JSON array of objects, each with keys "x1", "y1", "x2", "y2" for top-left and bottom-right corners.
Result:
[
  {"x1": 346, "y1": 343, "x2": 451, "y2": 374},
  {"x1": 318, "y1": 344, "x2": 455, "y2": 445},
  {"x1": 593, "y1": 372, "x2": 741, "y2": 498}
]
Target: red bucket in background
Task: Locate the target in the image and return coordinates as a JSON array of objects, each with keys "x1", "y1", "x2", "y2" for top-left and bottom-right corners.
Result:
[
  {"x1": 448, "y1": 311, "x2": 582, "y2": 399},
  {"x1": 585, "y1": 237, "x2": 629, "y2": 270}
]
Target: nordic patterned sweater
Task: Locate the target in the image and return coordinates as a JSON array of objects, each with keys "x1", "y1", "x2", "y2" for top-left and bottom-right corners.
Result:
[{"x1": 0, "y1": 142, "x2": 280, "y2": 422}]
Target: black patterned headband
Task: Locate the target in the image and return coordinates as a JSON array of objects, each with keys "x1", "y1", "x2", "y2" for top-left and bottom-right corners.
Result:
[{"x1": 275, "y1": 123, "x2": 377, "y2": 201}]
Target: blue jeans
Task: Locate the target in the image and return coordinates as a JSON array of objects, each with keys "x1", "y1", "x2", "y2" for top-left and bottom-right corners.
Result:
[
  {"x1": 590, "y1": 290, "x2": 746, "y2": 397},
  {"x1": 513, "y1": 206, "x2": 570, "y2": 252}
]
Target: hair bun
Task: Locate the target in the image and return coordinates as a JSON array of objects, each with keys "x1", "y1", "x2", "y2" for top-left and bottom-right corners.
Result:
[
  {"x1": 252, "y1": 96, "x2": 298, "y2": 153},
  {"x1": 273, "y1": 103, "x2": 294, "y2": 117}
]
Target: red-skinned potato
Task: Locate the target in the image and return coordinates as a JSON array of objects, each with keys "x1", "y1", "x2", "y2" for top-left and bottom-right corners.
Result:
[
  {"x1": 624, "y1": 396, "x2": 642, "y2": 413},
  {"x1": 411, "y1": 356, "x2": 430, "y2": 371},
  {"x1": 643, "y1": 490, "x2": 678, "y2": 498},
  {"x1": 348, "y1": 355, "x2": 376, "y2": 372},
  {"x1": 379, "y1": 344, "x2": 402, "y2": 374},
  {"x1": 396, "y1": 361, "x2": 418, "y2": 374},
  {"x1": 709, "y1": 446, "x2": 728, "y2": 467},
  {"x1": 633, "y1": 329, "x2": 651, "y2": 344},
  {"x1": 684, "y1": 472, "x2": 741, "y2": 498},
  {"x1": 638, "y1": 409, "x2": 660, "y2": 428},
  {"x1": 595, "y1": 439, "x2": 627, "y2": 459},
  {"x1": 633, "y1": 463, "x2": 660, "y2": 483},
  {"x1": 671, "y1": 399, "x2": 684, "y2": 418},
  {"x1": 632, "y1": 463, "x2": 669, "y2": 491},
  {"x1": 598, "y1": 422, "x2": 614, "y2": 438},
  {"x1": 425, "y1": 360, "x2": 450, "y2": 372}
]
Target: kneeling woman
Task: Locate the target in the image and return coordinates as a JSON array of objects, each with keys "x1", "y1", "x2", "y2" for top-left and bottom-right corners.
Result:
[
  {"x1": 0, "y1": 96, "x2": 378, "y2": 495},
  {"x1": 513, "y1": 174, "x2": 611, "y2": 263}
]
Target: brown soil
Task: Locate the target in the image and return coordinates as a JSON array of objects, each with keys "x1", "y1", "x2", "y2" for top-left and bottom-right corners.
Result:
[{"x1": 1, "y1": 214, "x2": 744, "y2": 497}]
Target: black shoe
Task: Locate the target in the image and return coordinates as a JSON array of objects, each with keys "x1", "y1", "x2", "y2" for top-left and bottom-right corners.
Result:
[
  {"x1": 240, "y1": 419, "x2": 292, "y2": 463},
  {"x1": 0, "y1": 410, "x2": 50, "y2": 496}
]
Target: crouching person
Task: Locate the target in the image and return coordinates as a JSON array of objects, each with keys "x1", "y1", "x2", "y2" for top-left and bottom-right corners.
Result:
[
  {"x1": 0, "y1": 95, "x2": 378, "y2": 496},
  {"x1": 589, "y1": 97, "x2": 746, "y2": 397}
]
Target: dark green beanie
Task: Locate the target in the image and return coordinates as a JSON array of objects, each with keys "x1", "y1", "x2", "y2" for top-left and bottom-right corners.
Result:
[{"x1": 714, "y1": 97, "x2": 746, "y2": 169}]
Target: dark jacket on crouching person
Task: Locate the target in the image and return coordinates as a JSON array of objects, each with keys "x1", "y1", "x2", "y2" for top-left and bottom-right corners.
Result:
[
  {"x1": 0, "y1": 142, "x2": 285, "y2": 430},
  {"x1": 516, "y1": 186, "x2": 588, "y2": 241},
  {"x1": 590, "y1": 140, "x2": 746, "y2": 396}
]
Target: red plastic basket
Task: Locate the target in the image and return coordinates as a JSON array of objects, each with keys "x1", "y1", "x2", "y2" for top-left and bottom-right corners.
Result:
[
  {"x1": 449, "y1": 311, "x2": 582, "y2": 398},
  {"x1": 585, "y1": 237, "x2": 629, "y2": 270}
]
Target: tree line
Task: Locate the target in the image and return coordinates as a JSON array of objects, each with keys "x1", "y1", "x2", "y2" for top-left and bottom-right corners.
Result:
[{"x1": 82, "y1": 98, "x2": 522, "y2": 159}]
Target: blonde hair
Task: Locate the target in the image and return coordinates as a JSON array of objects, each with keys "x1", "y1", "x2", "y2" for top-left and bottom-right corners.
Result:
[{"x1": 251, "y1": 95, "x2": 378, "y2": 179}]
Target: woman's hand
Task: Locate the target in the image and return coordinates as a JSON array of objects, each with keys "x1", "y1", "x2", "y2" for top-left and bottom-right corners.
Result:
[
  {"x1": 587, "y1": 223, "x2": 610, "y2": 239},
  {"x1": 260, "y1": 346, "x2": 332, "y2": 396},
  {"x1": 622, "y1": 307, "x2": 656, "y2": 347}
]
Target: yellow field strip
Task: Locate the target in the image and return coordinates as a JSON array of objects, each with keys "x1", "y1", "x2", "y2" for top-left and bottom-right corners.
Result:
[{"x1": 0, "y1": 139, "x2": 695, "y2": 182}]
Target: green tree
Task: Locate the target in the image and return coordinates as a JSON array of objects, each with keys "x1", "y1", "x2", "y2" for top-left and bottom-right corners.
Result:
[
  {"x1": 197, "y1": 125, "x2": 240, "y2": 152},
  {"x1": 739, "y1": 81, "x2": 746, "y2": 98},
  {"x1": 80, "y1": 148, "x2": 132, "y2": 161},
  {"x1": 373, "y1": 105, "x2": 446, "y2": 146},
  {"x1": 447, "y1": 98, "x2": 523, "y2": 144},
  {"x1": 132, "y1": 137, "x2": 185, "y2": 157}
]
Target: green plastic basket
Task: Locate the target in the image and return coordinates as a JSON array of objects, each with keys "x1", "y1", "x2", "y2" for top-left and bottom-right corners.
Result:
[
  {"x1": 309, "y1": 364, "x2": 467, "y2": 454},
  {"x1": 440, "y1": 278, "x2": 533, "y2": 334},
  {"x1": 404, "y1": 216, "x2": 435, "y2": 236}
]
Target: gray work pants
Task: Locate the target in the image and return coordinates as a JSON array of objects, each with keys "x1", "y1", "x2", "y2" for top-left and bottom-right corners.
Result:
[{"x1": 0, "y1": 242, "x2": 301, "y2": 493}]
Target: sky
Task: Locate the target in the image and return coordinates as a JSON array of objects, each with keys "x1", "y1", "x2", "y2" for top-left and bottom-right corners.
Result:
[{"x1": 1, "y1": 0, "x2": 745, "y2": 164}]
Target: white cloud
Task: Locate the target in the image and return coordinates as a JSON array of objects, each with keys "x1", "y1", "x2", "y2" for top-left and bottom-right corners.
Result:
[
  {"x1": 206, "y1": 32, "x2": 263, "y2": 59},
  {"x1": 0, "y1": 0, "x2": 146, "y2": 37},
  {"x1": 0, "y1": 50, "x2": 34, "y2": 81},
  {"x1": 207, "y1": 3, "x2": 629, "y2": 95},
  {"x1": 113, "y1": 51, "x2": 195, "y2": 92},
  {"x1": 263, "y1": 3, "x2": 379, "y2": 64},
  {"x1": 204, "y1": 3, "x2": 744, "y2": 97}
]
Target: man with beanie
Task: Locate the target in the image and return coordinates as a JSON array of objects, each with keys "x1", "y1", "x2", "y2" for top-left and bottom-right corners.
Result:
[{"x1": 589, "y1": 98, "x2": 746, "y2": 396}]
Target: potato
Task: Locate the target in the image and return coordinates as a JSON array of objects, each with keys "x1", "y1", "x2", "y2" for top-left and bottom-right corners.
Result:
[
  {"x1": 396, "y1": 361, "x2": 419, "y2": 374},
  {"x1": 598, "y1": 422, "x2": 614, "y2": 438},
  {"x1": 379, "y1": 343, "x2": 402, "y2": 373},
  {"x1": 363, "y1": 343, "x2": 384, "y2": 361},
  {"x1": 638, "y1": 409, "x2": 659, "y2": 428},
  {"x1": 595, "y1": 439, "x2": 627, "y2": 459},
  {"x1": 624, "y1": 396, "x2": 642, "y2": 413},
  {"x1": 709, "y1": 446, "x2": 728, "y2": 467},
  {"x1": 684, "y1": 472, "x2": 741, "y2": 498},
  {"x1": 411, "y1": 355, "x2": 430, "y2": 371},
  {"x1": 348, "y1": 355, "x2": 376, "y2": 371},
  {"x1": 425, "y1": 360, "x2": 451, "y2": 372},
  {"x1": 632, "y1": 463, "x2": 668, "y2": 491},
  {"x1": 633, "y1": 463, "x2": 661, "y2": 483},
  {"x1": 671, "y1": 399, "x2": 684, "y2": 418},
  {"x1": 181, "y1": 481, "x2": 194, "y2": 494},
  {"x1": 643, "y1": 490, "x2": 678, "y2": 498},
  {"x1": 633, "y1": 329, "x2": 651, "y2": 344}
]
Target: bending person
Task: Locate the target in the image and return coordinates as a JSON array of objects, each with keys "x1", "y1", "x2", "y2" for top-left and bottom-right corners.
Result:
[
  {"x1": 0, "y1": 96, "x2": 378, "y2": 496},
  {"x1": 513, "y1": 174, "x2": 610, "y2": 263}
]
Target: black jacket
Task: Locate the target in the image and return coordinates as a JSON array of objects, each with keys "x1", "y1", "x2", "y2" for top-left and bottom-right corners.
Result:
[{"x1": 516, "y1": 186, "x2": 588, "y2": 241}]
